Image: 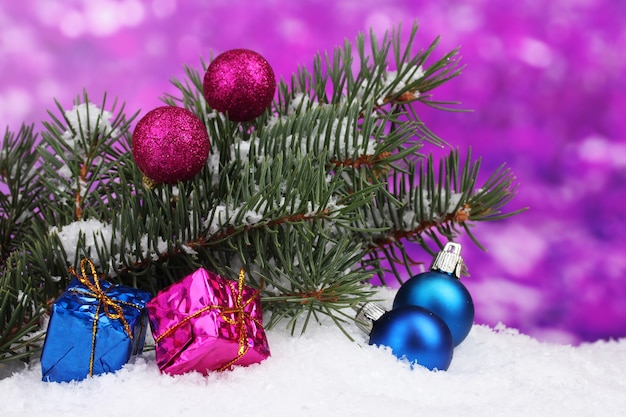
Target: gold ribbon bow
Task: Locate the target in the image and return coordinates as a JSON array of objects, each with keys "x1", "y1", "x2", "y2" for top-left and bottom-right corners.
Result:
[
  {"x1": 155, "y1": 268, "x2": 261, "y2": 372},
  {"x1": 68, "y1": 258, "x2": 139, "y2": 377}
]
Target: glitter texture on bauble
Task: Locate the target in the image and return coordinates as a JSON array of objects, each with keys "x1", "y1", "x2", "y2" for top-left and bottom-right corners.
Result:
[
  {"x1": 132, "y1": 106, "x2": 210, "y2": 184},
  {"x1": 203, "y1": 49, "x2": 276, "y2": 122}
]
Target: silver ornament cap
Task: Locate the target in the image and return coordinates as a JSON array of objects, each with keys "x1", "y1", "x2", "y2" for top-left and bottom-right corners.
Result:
[
  {"x1": 430, "y1": 242, "x2": 468, "y2": 278},
  {"x1": 353, "y1": 302, "x2": 387, "y2": 335}
]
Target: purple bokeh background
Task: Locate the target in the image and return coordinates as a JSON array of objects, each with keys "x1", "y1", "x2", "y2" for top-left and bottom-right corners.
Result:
[{"x1": 1, "y1": 0, "x2": 625, "y2": 344}]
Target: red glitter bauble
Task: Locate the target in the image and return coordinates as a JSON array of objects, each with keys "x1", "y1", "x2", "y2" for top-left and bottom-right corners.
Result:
[
  {"x1": 203, "y1": 49, "x2": 276, "y2": 122},
  {"x1": 132, "y1": 106, "x2": 210, "y2": 184}
]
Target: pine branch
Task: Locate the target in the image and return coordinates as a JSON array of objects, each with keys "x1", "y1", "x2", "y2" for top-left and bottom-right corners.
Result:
[
  {"x1": 359, "y1": 148, "x2": 525, "y2": 283},
  {"x1": 251, "y1": 221, "x2": 377, "y2": 337},
  {"x1": 37, "y1": 91, "x2": 138, "y2": 226},
  {"x1": 0, "y1": 21, "x2": 524, "y2": 362},
  {"x1": 0, "y1": 242, "x2": 56, "y2": 363},
  {"x1": 0, "y1": 125, "x2": 43, "y2": 267},
  {"x1": 275, "y1": 21, "x2": 464, "y2": 146}
]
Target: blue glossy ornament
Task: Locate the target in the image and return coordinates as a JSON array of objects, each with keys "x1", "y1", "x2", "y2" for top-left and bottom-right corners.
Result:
[
  {"x1": 393, "y1": 270, "x2": 474, "y2": 346},
  {"x1": 369, "y1": 306, "x2": 454, "y2": 371}
]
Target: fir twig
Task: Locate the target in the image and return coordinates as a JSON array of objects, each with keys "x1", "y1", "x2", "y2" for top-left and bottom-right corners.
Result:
[{"x1": 0, "y1": 21, "x2": 524, "y2": 362}]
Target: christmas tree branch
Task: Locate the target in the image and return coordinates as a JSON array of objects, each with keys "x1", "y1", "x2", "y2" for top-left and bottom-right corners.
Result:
[
  {"x1": 354, "y1": 148, "x2": 524, "y2": 282},
  {"x1": 0, "y1": 21, "x2": 524, "y2": 362},
  {"x1": 0, "y1": 125, "x2": 42, "y2": 267},
  {"x1": 37, "y1": 92, "x2": 138, "y2": 226}
]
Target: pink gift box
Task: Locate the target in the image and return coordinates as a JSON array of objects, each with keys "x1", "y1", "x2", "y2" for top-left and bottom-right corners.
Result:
[{"x1": 146, "y1": 268, "x2": 270, "y2": 375}]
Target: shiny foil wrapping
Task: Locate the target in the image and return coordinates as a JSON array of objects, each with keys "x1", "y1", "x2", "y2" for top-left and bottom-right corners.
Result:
[
  {"x1": 146, "y1": 268, "x2": 270, "y2": 375},
  {"x1": 40, "y1": 275, "x2": 152, "y2": 383}
]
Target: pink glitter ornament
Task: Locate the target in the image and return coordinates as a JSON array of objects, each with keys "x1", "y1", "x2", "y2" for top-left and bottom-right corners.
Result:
[
  {"x1": 146, "y1": 268, "x2": 270, "y2": 375},
  {"x1": 203, "y1": 49, "x2": 276, "y2": 122},
  {"x1": 132, "y1": 106, "x2": 210, "y2": 184}
]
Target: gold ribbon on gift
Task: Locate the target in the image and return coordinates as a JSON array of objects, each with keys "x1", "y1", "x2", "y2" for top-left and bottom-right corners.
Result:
[
  {"x1": 68, "y1": 258, "x2": 142, "y2": 377},
  {"x1": 155, "y1": 268, "x2": 262, "y2": 372}
]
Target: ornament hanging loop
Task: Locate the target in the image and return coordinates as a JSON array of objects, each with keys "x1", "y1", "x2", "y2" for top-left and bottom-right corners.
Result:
[{"x1": 430, "y1": 242, "x2": 468, "y2": 278}]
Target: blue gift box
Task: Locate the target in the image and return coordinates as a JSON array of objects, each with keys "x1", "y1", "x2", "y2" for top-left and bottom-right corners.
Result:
[{"x1": 40, "y1": 260, "x2": 152, "y2": 382}]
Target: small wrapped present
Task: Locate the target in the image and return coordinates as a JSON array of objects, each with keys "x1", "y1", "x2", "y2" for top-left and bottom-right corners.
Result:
[
  {"x1": 41, "y1": 259, "x2": 152, "y2": 382},
  {"x1": 146, "y1": 267, "x2": 270, "y2": 375}
]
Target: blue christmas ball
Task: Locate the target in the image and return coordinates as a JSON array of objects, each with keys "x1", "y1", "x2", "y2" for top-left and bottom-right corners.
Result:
[
  {"x1": 393, "y1": 271, "x2": 474, "y2": 346},
  {"x1": 369, "y1": 306, "x2": 454, "y2": 371}
]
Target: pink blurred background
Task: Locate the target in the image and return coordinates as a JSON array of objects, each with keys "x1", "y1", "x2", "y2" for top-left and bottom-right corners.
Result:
[{"x1": 1, "y1": 0, "x2": 625, "y2": 344}]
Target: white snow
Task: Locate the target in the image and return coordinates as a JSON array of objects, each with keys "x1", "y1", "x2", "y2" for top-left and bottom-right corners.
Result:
[
  {"x1": 1, "y1": 287, "x2": 625, "y2": 417},
  {"x1": 379, "y1": 65, "x2": 425, "y2": 100},
  {"x1": 49, "y1": 219, "x2": 117, "y2": 265},
  {"x1": 61, "y1": 102, "x2": 117, "y2": 153},
  {"x1": 359, "y1": 65, "x2": 425, "y2": 105}
]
